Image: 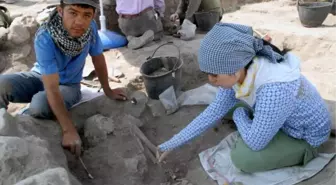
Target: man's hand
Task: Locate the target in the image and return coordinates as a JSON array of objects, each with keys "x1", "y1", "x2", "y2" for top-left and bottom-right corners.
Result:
[
  {"x1": 105, "y1": 88, "x2": 128, "y2": 101},
  {"x1": 62, "y1": 127, "x2": 82, "y2": 157},
  {"x1": 42, "y1": 73, "x2": 81, "y2": 157},
  {"x1": 156, "y1": 147, "x2": 172, "y2": 163},
  {"x1": 170, "y1": 13, "x2": 179, "y2": 22}
]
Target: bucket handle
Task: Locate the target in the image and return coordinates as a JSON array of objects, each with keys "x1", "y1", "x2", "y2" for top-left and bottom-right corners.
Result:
[
  {"x1": 147, "y1": 41, "x2": 181, "y2": 72},
  {"x1": 296, "y1": 0, "x2": 303, "y2": 10}
]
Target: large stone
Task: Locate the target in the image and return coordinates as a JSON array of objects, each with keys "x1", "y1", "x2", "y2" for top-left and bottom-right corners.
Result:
[
  {"x1": 0, "y1": 136, "x2": 29, "y2": 185},
  {"x1": 7, "y1": 17, "x2": 31, "y2": 45},
  {"x1": 14, "y1": 168, "x2": 73, "y2": 185},
  {"x1": 0, "y1": 108, "x2": 20, "y2": 136},
  {"x1": 0, "y1": 136, "x2": 28, "y2": 161},
  {"x1": 18, "y1": 16, "x2": 38, "y2": 36},
  {"x1": 124, "y1": 91, "x2": 148, "y2": 118},
  {"x1": 11, "y1": 44, "x2": 32, "y2": 61},
  {"x1": 84, "y1": 114, "x2": 115, "y2": 146}
]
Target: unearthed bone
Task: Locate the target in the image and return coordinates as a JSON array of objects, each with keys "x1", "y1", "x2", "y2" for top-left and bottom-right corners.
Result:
[
  {"x1": 129, "y1": 123, "x2": 157, "y2": 155},
  {"x1": 144, "y1": 145, "x2": 157, "y2": 164},
  {"x1": 172, "y1": 179, "x2": 194, "y2": 185}
]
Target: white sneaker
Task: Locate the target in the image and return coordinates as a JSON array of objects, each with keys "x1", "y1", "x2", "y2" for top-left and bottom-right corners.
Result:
[{"x1": 127, "y1": 30, "x2": 154, "y2": 50}]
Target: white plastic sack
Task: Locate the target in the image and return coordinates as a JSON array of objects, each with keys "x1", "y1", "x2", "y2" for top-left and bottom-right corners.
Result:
[
  {"x1": 159, "y1": 84, "x2": 219, "y2": 115},
  {"x1": 159, "y1": 86, "x2": 179, "y2": 115},
  {"x1": 178, "y1": 19, "x2": 197, "y2": 41},
  {"x1": 177, "y1": 84, "x2": 219, "y2": 106},
  {"x1": 199, "y1": 132, "x2": 336, "y2": 185}
]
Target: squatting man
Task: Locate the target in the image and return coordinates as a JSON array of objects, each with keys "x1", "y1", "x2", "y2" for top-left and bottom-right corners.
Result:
[{"x1": 0, "y1": 0, "x2": 127, "y2": 156}]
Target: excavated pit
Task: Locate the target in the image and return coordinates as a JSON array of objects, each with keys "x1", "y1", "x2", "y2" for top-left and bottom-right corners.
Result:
[{"x1": 65, "y1": 95, "x2": 235, "y2": 185}]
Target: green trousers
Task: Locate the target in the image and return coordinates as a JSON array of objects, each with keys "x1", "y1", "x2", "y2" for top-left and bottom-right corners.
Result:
[{"x1": 224, "y1": 102, "x2": 318, "y2": 173}]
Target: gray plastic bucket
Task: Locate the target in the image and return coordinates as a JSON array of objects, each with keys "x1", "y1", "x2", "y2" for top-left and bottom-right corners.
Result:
[
  {"x1": 140, "y1": 42, "x2": 183, "y2": 100},
  {"x1": 297, "y1": 1, "x2": 332, "y2": 27},
  {"x1": 195, "y1": 11, "x2": 220, "y2": 31},
  {"x1": 331, "y1": 0, "x2": 336, "y2": 15}
]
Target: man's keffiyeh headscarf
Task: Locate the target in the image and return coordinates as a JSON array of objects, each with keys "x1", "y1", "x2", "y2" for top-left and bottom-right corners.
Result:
[
  {"x1": 40, "y1": 10, "x2": 94, "y2": 57},
  {"x1": 198, "y1": 23, "x2": 283, "y2": 75}
]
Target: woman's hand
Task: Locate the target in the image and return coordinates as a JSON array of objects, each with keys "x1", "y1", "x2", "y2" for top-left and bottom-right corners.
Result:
[{"x1": 156, "y1": 147, "x2": 172, "y2": 163}]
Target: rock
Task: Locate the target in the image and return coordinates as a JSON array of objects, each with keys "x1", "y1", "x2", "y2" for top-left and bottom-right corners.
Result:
[
  {"x1": 11, "y1": 44, "x2": 32, "y2": 61},
  {"x1": 0, "y1": 115, "x2": 81, "y2": 185},
  {"x1": 0, "y1": 108, "x2": 20, "y2": 136},
  {"x1": 0, "y1": 136, "x2": 29, "y2": 185},
  {"x1": 122, "y1": 114, "x2": 144, "y2": 127},
  {"x1": 124, "y1": 91, "x2": 148, "y2": 118},
  {"x1": 124, "y1": 154, "x2": 148, "y2": 176},
  {"x1": 84, "y1": 114, "x2": 115, "y2": 146},
  {"x1": 0, "y1": 136, "x2": 28, "y2": 160},
  {"x1": 147, "y1": 99, "x2": 166, "y2": 117},
  {"x1": 14, "y1": 168, "x2": 73, "y2": 185},
  {"x1": 7, "y1": 17, "x2": 31, "y2": 45},
  {"x1": 15, "y1": 15, "x2": 38, "y2": 36},
  {"x1": 0, "y1": 27, "x2": 9, "y2": 47}
]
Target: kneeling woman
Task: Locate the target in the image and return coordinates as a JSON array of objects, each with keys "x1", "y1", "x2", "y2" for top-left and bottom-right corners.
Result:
[{"x1": 156, "y1": 23, "x2": 331, "y2": 173}]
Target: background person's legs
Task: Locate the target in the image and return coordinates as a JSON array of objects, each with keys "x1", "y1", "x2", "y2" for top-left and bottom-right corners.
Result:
[
  {"x1": 0, "y1": 71, "x2": 44, "y2": 109},
  {"x1": 141, "y1": 10, "x2": 163, "y2": 41},
  {"x1": 118, "y1": 9, "x2": 163, "y2": 49},
  {"x1": 178, "y1": 13, "x2": 197, "y2": 25},
  {"x1": 28, "y1": 84, "x2": 81, "y2": 119},
  {"x1": 230, "y1": 131, "x2": 318, "y2": 173}
]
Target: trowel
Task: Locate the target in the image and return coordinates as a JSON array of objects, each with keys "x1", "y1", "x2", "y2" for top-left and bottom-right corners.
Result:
[
  {"x1": 78, "y1": 156, "x2": 94, "y2": 179},
  {"x1": 64, "y1": 149, "x2": 94, "y2": 179}
]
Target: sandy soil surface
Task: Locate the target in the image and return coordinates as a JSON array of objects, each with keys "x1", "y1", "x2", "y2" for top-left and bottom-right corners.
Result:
[{"x1": 1, "y1": 0, "x2": 335, "y2": 185}]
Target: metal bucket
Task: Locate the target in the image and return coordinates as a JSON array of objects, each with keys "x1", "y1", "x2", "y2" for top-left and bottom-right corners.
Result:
[
  {"x1": 140, "y1": 42, "x2": 183, "y2": 100},
  {"x1": 297, "y1": 0, "x2": 332, "y2": 27}
]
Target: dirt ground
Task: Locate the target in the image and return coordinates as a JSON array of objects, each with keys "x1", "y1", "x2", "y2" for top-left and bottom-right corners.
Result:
[{"x1": 1, "y1": 0, "x2": 335, "y2": 185}]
